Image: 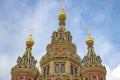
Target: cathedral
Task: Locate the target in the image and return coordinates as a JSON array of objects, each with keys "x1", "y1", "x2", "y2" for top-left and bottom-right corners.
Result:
[{"x1": 11, "y1": 6, "x2": 107, "y2": 80}]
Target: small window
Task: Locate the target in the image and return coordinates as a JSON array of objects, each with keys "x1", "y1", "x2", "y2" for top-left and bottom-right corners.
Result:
[
  {"x1": 19, "y1": 77, "x2": 23, "y2": 80},
  {"x1": 43, "y1": 68, "x2": 46, "y2": 76},
  {"x1": 85, "y1": 77, "x2": 88, "y2": 80},
  {"x1": 74, "y1": 68, "x2": 77, "y2": 74},
  {"x1": 61, "y1": 64, "x2": 65, "y2": 73},
  {"x1": 55, "y1": 64, "x2": 59, "y2": 73},
  {"x1": 70, "y1": 66, "x2": 73, "y2": 75},
  {"x1": 92, "y1": 76, "x2": 96, "y2": 80},
  {"x1": 47, "y1": 66, "x2": 50, "y2": 75}
]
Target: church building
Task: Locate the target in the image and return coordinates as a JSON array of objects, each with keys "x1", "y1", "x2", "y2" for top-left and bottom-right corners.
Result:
[{"x1": 11, "y1": 6, "x2": 106, "y2": 80}]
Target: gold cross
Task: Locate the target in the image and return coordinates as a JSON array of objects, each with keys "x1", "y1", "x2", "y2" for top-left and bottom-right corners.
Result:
[
  {"x1": 29, "y1": 28, "x2": 35, "y2": 38},
  {"x1": 87, "y1": 27, "x2": 91, "y2": 38}
]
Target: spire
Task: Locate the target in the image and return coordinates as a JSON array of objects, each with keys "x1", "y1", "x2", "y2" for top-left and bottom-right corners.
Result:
[
  {"x1": 50, "y1": 3, "x2": 72, "y2": 43},
  {"x1": 17, "y1": 28, "x2": 37, "y2": 67},
  {"x1": 87, "y1": 27, "x2": 91, "y2": 38},
  {"x1": 82, "y1": 27, "x2": 102, "y2": 67},
  {"x1": 58, "y1": 3, "x2": 67, "y2": 31},
  {"x1": 24, "y1": 28, "x2": 35, "y2": 58},
  {"x1": 82, "y1": 28, "x2": 106, "y2": 80},
  {"x1": 62, "y1": 2, "x2": 64, "y2": 12},
  {"x1": 11, "y1": 28, "x2": 38, "y2": 79},
  {"x1": 85, "y1": 27, "x2": 95, "y2": 57}
]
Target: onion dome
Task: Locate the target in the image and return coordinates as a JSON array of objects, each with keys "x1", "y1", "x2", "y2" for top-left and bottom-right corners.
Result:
[
  {"x1": 26, "y1": 38, "x2": 34, "y2": 47},
  {"x1": 58, "y1": 11, "x2": 67, "y2": 21},
  {"x1": 86, "y1": 37, "x2": 94, "y2": 45}
]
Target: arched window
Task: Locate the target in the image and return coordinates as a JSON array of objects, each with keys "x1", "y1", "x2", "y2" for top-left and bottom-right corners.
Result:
[
  {"x1": 43, "y1": 68, "x2": 46, "y2": 76},
  {"x1": 47, "y1": 66, "x2": 50, "y2": 75},
  {"x1": 55, "y1": 64, "x2": 59, "y2": 73},
  {"x1": 92, "y1": 76, "x2": 96, "y2": 80},
  {"x1": 61, "y1": 64, "x2": 65, "y2": 73},
  {"x1": 28, "y1": 78, "x2": 31, "y2": 80},
  {"x1": 74, "y1": 68, "x2": 77, "y2": 75},
  {"x1": 85, "y1": 77, "x2": 88, "y2": 80},
  {"x1": 19, "y1": 77, "x2": 23, "y2": 80},
  {"x1": 70, "y1": 66, "x2": 73, "y2": 75}
]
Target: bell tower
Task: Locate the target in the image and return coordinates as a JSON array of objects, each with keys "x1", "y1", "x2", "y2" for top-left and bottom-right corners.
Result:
[
  {"x1": 11, "y1": 29, "x2": 38, "y2": 80},
  {"x1": 81, "y1": 27, "x2": 106, "y2": 80}
]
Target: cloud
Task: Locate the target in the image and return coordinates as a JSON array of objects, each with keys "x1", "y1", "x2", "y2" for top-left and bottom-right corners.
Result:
[
  {"x1": 0, "y1": 54, "x2": 16, "y2": 80},
  {"x1": 106, "y1": 64, "x2": 120, "y2": 80},
  {"x1": 0, "y1": 1, "x2": 60, "y2": 80}
]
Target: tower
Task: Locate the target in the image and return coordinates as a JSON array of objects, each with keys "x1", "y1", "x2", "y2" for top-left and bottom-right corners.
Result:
[
  {"x1": 37, "y1": 5, "x2": 81, "y2": 80},
  {"x1": 81, "y1": 27, "x2": 106, "y2": 80},
  {"x1": 11, "y1": 30, "x2": 38, "y2": 80}
]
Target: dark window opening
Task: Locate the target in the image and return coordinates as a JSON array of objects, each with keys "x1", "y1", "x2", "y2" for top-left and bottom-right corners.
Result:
[
  {"x1": 61, "y1": 64, "x2": 65, "y2": 73},
  {"x1": 55, "y1": 64, "x2": 59, "y2": 73},
  {"x1": 47, "y1": 66, "x2": 50, "y2": 75},
  {"x1": 92, "y1": 76, "x2": 96, "y2": 80},
  {"x1": 70, "y1": 66, "x2": 73, "y2": 75},
  {"x1": 43, "y1": 68, "x2": 46, "y2": 77}
]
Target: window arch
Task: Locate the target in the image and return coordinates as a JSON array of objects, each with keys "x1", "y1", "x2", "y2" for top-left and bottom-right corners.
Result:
[
  {"x1": 101, "y1": 78, "x2": 103, "y2": 80},
  {"x1": 70, "y1": 66, "x2": 73, "y2": 75},
  {"x1": 43, "y1": 68, "x2": 46, "y2": 76},
  {"x1": 85, "y1": 77, "x2": 88, "y2": 80},
  {"x1": 74, "y1": 68, "x2": 77, "y2": 75},
  {"x1": 61, "y1": 64, "x2": 65, "y2": 73},
  {"x1": 47, "y1": 66, "x2": 50, "y2": 75},
  {"x1": 19, "y1": 77, "x2": 24, "y2": 80},
  {"x1": 92, "y1": 76, "x2": 96, "y2": 80},
  {"x1": 28, "y1": 78, "x2": 31, "y2": 80},
  {"x1": 55, "y1": 64, "x2": 59, "y2": 73}
]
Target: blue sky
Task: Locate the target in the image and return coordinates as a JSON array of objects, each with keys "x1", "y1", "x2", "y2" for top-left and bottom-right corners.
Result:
[{"x1": 0, "y1": 0, "x2": 120, "y2": 80}]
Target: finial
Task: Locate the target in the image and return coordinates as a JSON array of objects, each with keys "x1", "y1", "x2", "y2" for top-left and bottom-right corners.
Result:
[
  {"x1": 58, "y1": 2, "x2": 67, "y2": 27},
  {"x1": 26, "y1": 28, "x2": 35, "y2": 48},
  {"x1": 29, "y1": 28, "x2": 35, "y2": 39},
  {"x1": 86, "y1": 27, "x2": 94, "y2": 46},
  {"x1": 62, "y1": 2, "x2": 64, "y2": 12},
  {"x1": 87, "y1": 27, "x2": 91, "y2": 38}
]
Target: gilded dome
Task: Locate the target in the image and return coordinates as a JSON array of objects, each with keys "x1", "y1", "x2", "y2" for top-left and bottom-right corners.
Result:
[
  {"x1": 58, "y1": 12, "x2": 67, "y2": 20},
  {"x1": 26, "y1": 38, "x2": 34, "y2": 46},
  {"x1": 86, "y1": 37, "x2": 94, "y2": 45}
]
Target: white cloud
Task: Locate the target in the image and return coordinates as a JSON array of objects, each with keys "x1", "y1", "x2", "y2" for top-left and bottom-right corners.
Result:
[
  {"x1": 0, "y1": 54, "x2": 16, "y2": 80},
  {"x1": 106, "y1": 64, "x2": 120, "y2": 80},
  {"x1": 0, "y1": 1, "x2": 60, "y2": 80}
]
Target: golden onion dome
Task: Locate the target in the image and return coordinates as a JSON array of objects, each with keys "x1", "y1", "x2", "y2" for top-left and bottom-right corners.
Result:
[
  {"x1": 26, "y1": 38, "x2": 34, "y2": 46},
  {"x1": 86, "y1": 37, "x2": 94, "y2": 45},
  {"x1": 58, "y1": 11, "x2": 67, "y2": 20}
]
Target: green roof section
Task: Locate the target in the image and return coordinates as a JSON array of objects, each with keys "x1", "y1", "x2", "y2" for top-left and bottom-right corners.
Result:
[{"x1": 87, "y1": 47, "x2": 96, "y2": 57}]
